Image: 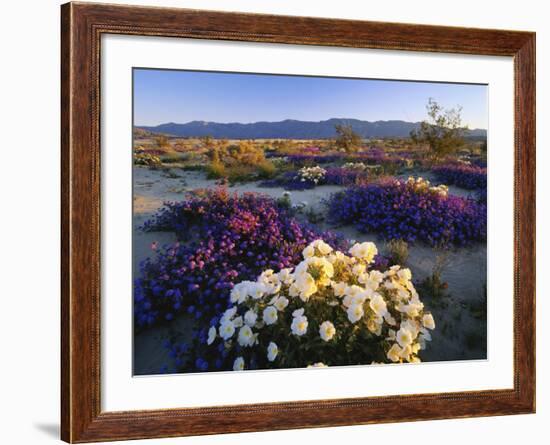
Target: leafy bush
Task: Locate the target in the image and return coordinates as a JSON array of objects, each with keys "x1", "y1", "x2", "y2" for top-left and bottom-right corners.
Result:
[
  {"x1": 225, "y1": 141, "x2": 265, "y2": 166},
  {"x1": 181, "y1": 164, "x2": 206, "y2": 172},
  {"x1": 270, "y1": 139, "x2": 299, "y2": 155},
  {"x1": 327, "y1": 177, "x2": 486, "y2": 247},
  {"x1": 135, "y1": 188, "x2": 345, "y2": 330},
  {"x1": 155, "y1": 135, "x2": 170, "y2": 148},
  {"x1": 410, "y1": 98, "x2": 467, "y2": 159},
  {"x1": 418, "y1": 253, "x2": 449, "y2": 300},
  {"x1": 334, "y1": 124, "x2": 363, "y2": 152},
  {"x1": 206, "y1": 161, "x2": 226, "y2": 179},
  {"x1": 159, "y1": 152, "x2": 184, "y2": 164},
  {"x1": 187, "y1": 240, "x2": 435, "y2": 372},
  {"x1": 387, "y1": 239, "x2": 409, "y2": 265},
  {"x1": 256, "y1": 160, "x2": 277, "y2": 179},
  {"x1": 206, "y1": 141, "x2": 277, "y2": 181},
  {"x1": 209, "y1": 140, "x2": 267, "y2": 168},
  {"x1": 134, "y1": 147, "x2": 161, "y2": 167}
]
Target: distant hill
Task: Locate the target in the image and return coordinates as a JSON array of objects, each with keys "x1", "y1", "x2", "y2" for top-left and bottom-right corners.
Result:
[{"x1": 136, "y1": 118, "x2": 487, "y2": 140}]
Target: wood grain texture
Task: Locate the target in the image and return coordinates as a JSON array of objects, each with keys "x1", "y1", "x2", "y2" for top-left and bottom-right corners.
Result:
[{"x1": 60, "y1": 2, "x2": 536, "y2": 442}]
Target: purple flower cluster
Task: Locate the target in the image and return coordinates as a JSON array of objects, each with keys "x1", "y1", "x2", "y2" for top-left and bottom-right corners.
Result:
[
  {"x1": 328, "y1": 180, "x2": 487, "y2": 247},
  {"x1": 259, "y1": 171, "x2": 317, "y2": 190},
  {"x1": 432, "y1": 163, "x2": 487, "y2": 190},
  {"x1": 135, "y1": 188, "x2": 344, "y2": 328},
  {"x1": 476, "y1": 187, "x2": 487, "y2": 204},
  {"x1": 353, "y1": 150, "x2": 411, "y2": 167},
  {"x1": 260, "y1": 167, "x2": 369, "y2": 190},
  {"x1": 324, "y1": 167, "x2": 369, "y2": 186},
  {"x1": 286, "y1": 153, "x2": 343, "y2": 165},
  {"x1": 283, "y1": 149, "x2": 412, "y2": 168},
  {"x1": 470, "y1": 158, "x2": 487, "y2": 168}
]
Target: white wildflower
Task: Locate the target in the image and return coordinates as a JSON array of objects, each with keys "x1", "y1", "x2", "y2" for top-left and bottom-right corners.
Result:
[
  {"x1": 307, "y1": 362, "x2": 328, "y2": 368},
  {"x1": 422, "y1": 313, "x2": 436, "y2": 330},
  {"x1": 319, "y1": 321, "x2": 336, "y2": 341},
  {"x1": 244, "y1": 309, "x2": 258, "y2": 327},
  {"x1": 291, "y1": 315, "x2": 308, "y2": 336},
  {"x1": 207, "y1": 326, "x2": 216, "y2": 345},
  {"x1": 237, "y1": 325, "x2": 255, "y2": 347},
  {"x1": 233, "y1": 356, "x2": 245, "y2": 371},
  {"x1": 349, "y1": 241, "x2": 378, "y2": 263},
  {"x1": 274, "y1": 296, "x2": 289, "y2": 311},
  {"x1": 263, "y1": 306, "x2": 278, "y2": 325},
  {"x1": 396, "y1": 327, "x2": 414, "y2": 348},
  {"x1": 267, "y1": 342, "x2": 278, "y2": 362},
  {"x1": 347, "y1": 303, "x2": 364, "y2": 323},
  {"x1": 219, "y1": 321, "x2": 236, "y2": 340}
]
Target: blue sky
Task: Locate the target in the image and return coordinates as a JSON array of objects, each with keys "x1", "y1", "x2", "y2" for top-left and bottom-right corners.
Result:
[{"x1": 133, "y1": 69, "x2": 488, "y2": 129}]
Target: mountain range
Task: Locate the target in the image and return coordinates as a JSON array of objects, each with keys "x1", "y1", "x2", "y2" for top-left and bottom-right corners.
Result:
[{"x1": 136, "y1": 118, "x2": 487, "y2": 139}]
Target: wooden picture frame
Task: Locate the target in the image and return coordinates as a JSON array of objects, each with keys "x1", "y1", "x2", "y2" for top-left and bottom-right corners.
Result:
[{"x1": 61, "y1": 2, "x2": 535, "y2": 442}]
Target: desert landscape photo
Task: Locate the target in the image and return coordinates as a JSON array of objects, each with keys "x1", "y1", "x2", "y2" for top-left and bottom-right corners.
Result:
[{"x1": 132, "y1": 69, "x2": 488, "y2": 375}]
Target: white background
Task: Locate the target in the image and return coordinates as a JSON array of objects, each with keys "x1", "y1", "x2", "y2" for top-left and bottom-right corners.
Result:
[
  {"x1": 0, "y1": 0, "x2": 546, "y2": 444},
  {"x1": 103, "y1": 35, "x2": 514, "y2": 411}
]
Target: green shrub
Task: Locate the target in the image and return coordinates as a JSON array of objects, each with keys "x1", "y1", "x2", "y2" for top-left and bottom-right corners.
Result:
[
  {"x1": 419, "y1": 253, "x2": 449, "y2": 300},
  {"x1": 205, "y1": 141, "x2": 277, "y2": 183},
  {"x1": 155, "y1": 135, "x2": 170, "y2": 148},
  {"x1": 387, "y1": 239, "x2": 409, "y2": 265},
  {"x1": 133, "y1": 147, "x2": 162, "y2": 167},
  {"x1": 257, "y1": 160, "x2": 277, "y2": 179},
  {"x1": 181, "y1": 164, "x2": 206, "y2": 172},
  {"x1": 226, "y1": 141, "x2": 266, "y2": 166},
  {"x1": 226, "y1": 165, "x2": 256, "y2": 183},
  {"x1": 160, "y1": 152, "x2": 183, "y2": 164},
  {"x1": 207, "y1": 161, "x2": 226, "y2": 179},
  {"x1": 381, "y1": 161, "x2": 400, "y2": 176},
  {"x1": 271, "y1": 139, "x2": 298, "y2": 155},
  {"x1": 276, "y1": 192, "x2": 292, "y2": 210}
]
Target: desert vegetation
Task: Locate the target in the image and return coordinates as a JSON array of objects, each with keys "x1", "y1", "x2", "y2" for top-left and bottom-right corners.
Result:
[{"x1": 132, "y1": 99, "x2": 487, "y2": 374}]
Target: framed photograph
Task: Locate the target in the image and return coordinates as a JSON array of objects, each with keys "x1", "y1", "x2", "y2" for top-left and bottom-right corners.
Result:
[{"x1": 61, "y1": 2, "x2": 535, "y2": 442}]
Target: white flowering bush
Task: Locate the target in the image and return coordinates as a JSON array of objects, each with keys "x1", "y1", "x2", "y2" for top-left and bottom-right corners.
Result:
[
  {"x1": 296, "y1": 166, "x2": 327, "y2": 184},
  {"x1": 342, "y1": 162, "x2": 368, "y2": 171},
  {"x1": 206, "y1": 239, "x2": 435, "y2": 371},
  {"x1": 405, "y1": 176, "x2": 448, "y2": 197}
]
